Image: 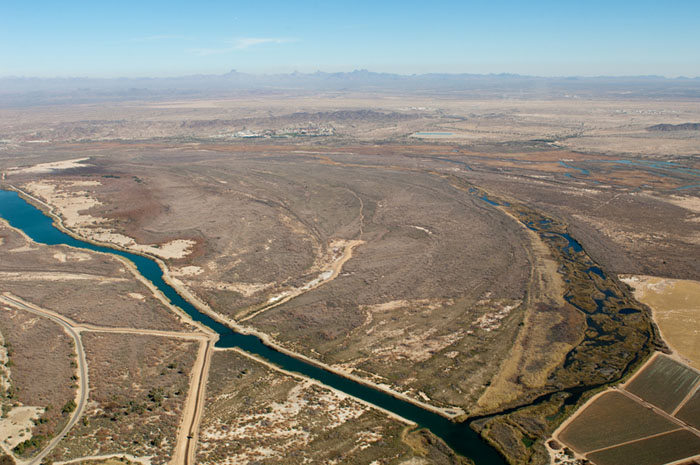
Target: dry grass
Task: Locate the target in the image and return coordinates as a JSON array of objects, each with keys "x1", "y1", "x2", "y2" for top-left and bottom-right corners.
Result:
[
  {"x1": 198, "y1": 350, "x2": 439, "y2": 465},
  {"x1": 476, "y1": 221, "x2": 585, "y2": 412},
  {"x1": 3, "y1": 93, "x2": 698, "y2": 464},
  {"x1": 677, "y1": 389, "x2": 700, "y2": 430}
]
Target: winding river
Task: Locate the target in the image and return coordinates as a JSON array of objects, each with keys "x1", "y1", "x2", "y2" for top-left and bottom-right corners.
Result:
[{"x1": 0, "y1": 189, "x2": 507, "y2": 465}]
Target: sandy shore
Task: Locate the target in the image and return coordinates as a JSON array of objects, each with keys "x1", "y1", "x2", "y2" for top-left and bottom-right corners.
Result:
[
  {"x1": 20, "y1": 180, "x2": 196, "y2": 260},
  {"x1": 8, "y1": 158, "x2": 91, "y2": 175}
]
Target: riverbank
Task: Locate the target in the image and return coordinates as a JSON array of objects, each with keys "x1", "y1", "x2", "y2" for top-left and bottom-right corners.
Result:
[
  {"x1": 0, "y1": 186, "x2": 506, "y2": 465},
  {"x1": 7, "y1": 183, "x2": 466, "y2": 421}
]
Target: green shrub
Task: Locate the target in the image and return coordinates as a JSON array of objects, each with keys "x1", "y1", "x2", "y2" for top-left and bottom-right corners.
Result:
[
  {"x1": 62, "y1": 399, "x2": 77, "y2": 414},
  {"x1": 12, "y1": 435, "x2": 45, "y2": 455}
]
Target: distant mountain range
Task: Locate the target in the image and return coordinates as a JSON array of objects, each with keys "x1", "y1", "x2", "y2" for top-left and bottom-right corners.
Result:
[
  {"x1": 2, "y1": 70, "x2": 700, "y2": 106},
  {"x1": 647, "y1": 122, "x2": 700, "y2": 131}
]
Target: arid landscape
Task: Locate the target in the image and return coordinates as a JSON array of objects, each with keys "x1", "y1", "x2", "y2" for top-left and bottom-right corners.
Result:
[{"x1": 0, "y1": 80, "x2": 699, "y2": 465}]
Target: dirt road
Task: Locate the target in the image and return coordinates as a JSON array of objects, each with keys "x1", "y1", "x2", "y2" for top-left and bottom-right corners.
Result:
[
  {"x1": 0, "y1": 292, "x2": 215, "y2": 465},
  {"x1": 0, "y1": 294, "x2": 89, "y2": 465},
  {"x1": 174, "y1": 339, "x2": 213, "y2": 465}
]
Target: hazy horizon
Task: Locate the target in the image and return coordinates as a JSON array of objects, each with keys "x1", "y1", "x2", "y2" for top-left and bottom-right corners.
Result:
[
  {"x1": 2, "y1": 69, "x2": 700, "y2": 80},
  {"x1": 3, "y1": 0, "x2": 700, "y2": 79}
]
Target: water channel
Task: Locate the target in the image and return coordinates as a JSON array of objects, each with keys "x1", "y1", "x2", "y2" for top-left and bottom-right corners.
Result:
[{"x1": 0, "y1": 189, "x2": 507, "y2": 465}]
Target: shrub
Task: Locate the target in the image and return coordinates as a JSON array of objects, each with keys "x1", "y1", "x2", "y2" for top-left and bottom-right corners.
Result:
[
  {"x1": 13, "y1": 435, "x2": 45, "y2": 455},
  {"x1": 62, "y1": 399, "x2": 77, "y2": 414}
]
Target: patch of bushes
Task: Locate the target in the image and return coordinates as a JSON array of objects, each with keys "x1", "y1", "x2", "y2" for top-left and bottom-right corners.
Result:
[
  {"x1": 12, "y1": 435, "x2": 45, "y2": 455},
  {"x1": 62, "y1": 399, "x2": 77, "y2": 414}
]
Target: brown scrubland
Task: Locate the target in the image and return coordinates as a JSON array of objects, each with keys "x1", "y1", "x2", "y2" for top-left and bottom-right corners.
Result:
[{"x1": 1, "y1": 90, "x2": 699, "y2": 464}]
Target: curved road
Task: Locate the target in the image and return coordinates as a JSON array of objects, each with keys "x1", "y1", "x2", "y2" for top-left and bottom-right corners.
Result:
[
  {"x1": 1, "y1": 292, "x2": 214, "y2": 465},
  {"x1": 0, "y1": 294, "x2": 89, "y2": 465}
]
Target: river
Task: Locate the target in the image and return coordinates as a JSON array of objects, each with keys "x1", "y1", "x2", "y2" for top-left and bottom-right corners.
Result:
[{"x1": 0, "y1": 189, "x2": 507, "y2": 465}]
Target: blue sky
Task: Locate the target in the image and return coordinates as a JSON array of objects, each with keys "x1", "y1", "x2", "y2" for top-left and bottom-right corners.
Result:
[{"x1": 2, "y1": 0, "x2": 699, "y2": 77}]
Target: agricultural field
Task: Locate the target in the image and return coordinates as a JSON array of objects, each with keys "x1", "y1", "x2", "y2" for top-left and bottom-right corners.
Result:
[
  {"x1": 587, "y1": 430, "x2": 700, "y2": 465},
  {"x1": 555, "y1": 353, "x2": 700, "y2": 464},
  {"x1": 557, "y1": 391, "x2": 677, "y2": 453},
  {"x1": 676, "y1": 389, "x2": 700, "y2": 430},
  {"x1": 625, "y1": 354, "x2": 700, "y2": 414}
]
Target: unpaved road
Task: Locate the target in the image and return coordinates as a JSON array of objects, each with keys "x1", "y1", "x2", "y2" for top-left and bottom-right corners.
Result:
[
  {"x1": 180, "y1": 340, "x2": 213, "y2": 465},
  {"x1": 0, "y1": 293, "x2": 89, "y2": 465},
  {"x1": 0, "y1": 292, "x2": 215, "y2": 465},
  {"x1": 240, "y1": 239, "x2": 364, "y2": 322}
]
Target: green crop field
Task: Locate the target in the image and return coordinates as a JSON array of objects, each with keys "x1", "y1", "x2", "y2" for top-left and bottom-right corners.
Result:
[
  {"x1": 558, "y1": 391, "x2": 677, "y2": 453},
  {"x1": 626, "y1": 355, "x2": 700, "y2": 413},
  {"x1": 588, "y1": 430, "x2": 700, "y2": 465}
]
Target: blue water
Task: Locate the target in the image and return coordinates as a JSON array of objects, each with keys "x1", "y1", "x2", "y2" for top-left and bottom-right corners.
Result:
[
  {"x1": 587, "y1": 266, "x2": 606, "y2": 280},
  {"x1": 525, "y1": 218, "x2": 584, "y2": 254},
  {"x1": 674, "y1": 184, "x2": 700, "y2": 191},
  {"x1": 480, "y1": 195, "x2": 510, "y2": 207},
  {"x1": 611, "y1": 159, "x2": 693, "y2": 173},
  {"x1": 0, "y1": 189, "x2": 506, "y2": 465},
  {"x1": 557, "y1": 233, "x2": 583, "y2": 253},
  {"x1": 559, "y1": 161, "x2": 589, "y2": 176},
  {"x1": 593, "y1": 159, "x2": 700, "y2": 179},
  {"x1": 619, "y1": 308, "x2": 641, "y2": 315},
  {"x1": 433, "y1": 157, "x2": 473, "y2": 171},
  {"x1": 481, "y1": 195, "x2": 500, "y2": 206}
]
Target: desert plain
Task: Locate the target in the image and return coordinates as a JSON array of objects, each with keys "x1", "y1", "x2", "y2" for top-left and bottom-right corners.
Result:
[{"x1": 0, "y1": 83, "x2": 699, "y2": 465}]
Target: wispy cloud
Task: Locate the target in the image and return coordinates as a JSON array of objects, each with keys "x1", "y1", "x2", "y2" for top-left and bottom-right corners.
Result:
[
  {"x1": 188, "y1": 37, "x2": 297, "y2": 56},
  {"x1": 235, "y1": 37, "x2": 296, "y2": 49},
  {"x1": 132, "y1": 34, "x2": 191, "y2": 42}
]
